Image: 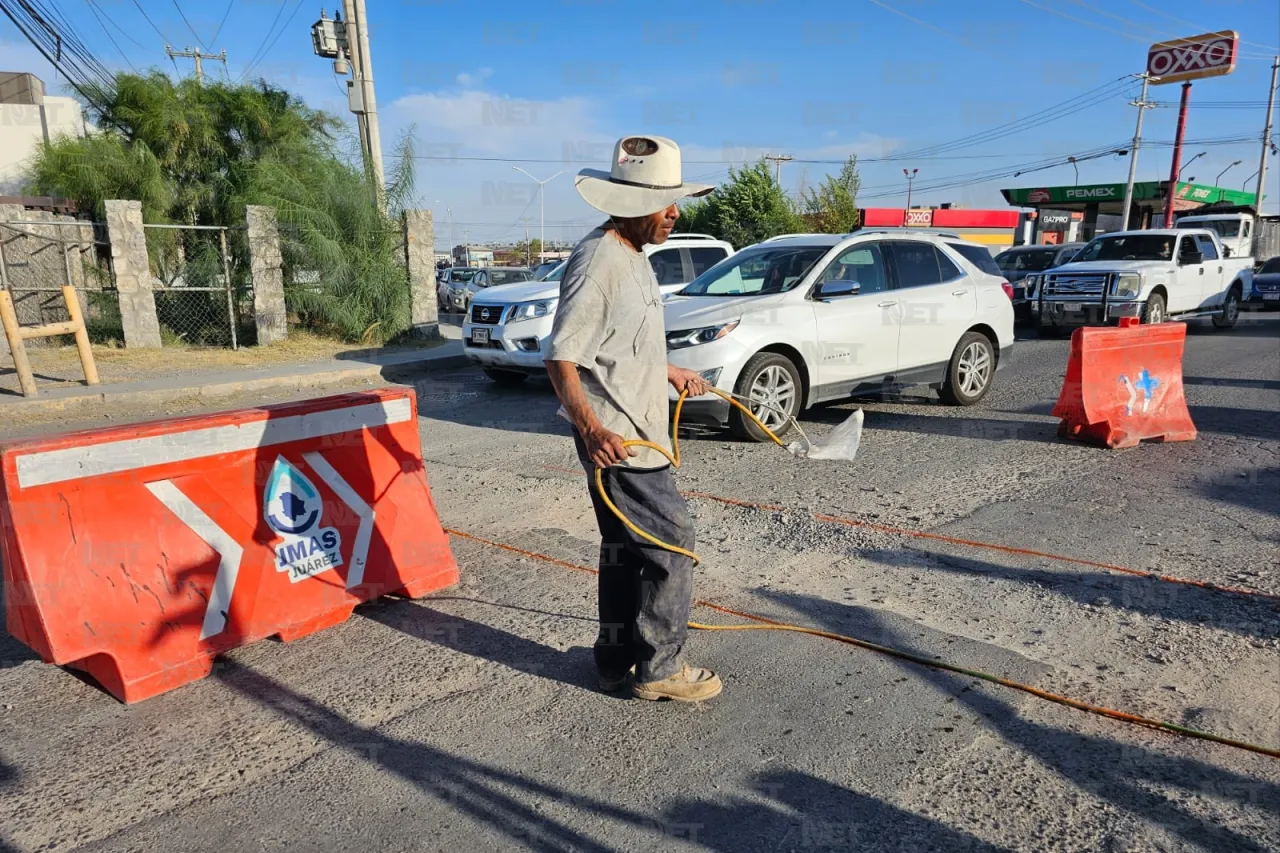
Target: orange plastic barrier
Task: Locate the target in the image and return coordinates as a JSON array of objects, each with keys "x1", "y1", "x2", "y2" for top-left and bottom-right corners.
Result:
[
  {"x1": 1052, "y1": 318, "x2": 1197, "y2": 449},
  {"x1": 0, "y1": 388, "x2": 458, "y2": 702}
]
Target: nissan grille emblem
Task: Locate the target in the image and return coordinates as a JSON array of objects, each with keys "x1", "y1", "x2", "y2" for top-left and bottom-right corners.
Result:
[{"x1": 480, "y1": 308, "x2": 491, "y2": 320}]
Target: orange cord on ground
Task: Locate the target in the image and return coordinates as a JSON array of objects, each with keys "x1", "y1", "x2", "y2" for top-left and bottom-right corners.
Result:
[{"x1": 444, "y1": 527, "x2": 1279, "y2": 760}]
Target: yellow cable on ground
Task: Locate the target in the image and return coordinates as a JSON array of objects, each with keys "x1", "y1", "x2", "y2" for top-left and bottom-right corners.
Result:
[{"x1": 593, "y1": 387, "x2": 785, "y2": 566}]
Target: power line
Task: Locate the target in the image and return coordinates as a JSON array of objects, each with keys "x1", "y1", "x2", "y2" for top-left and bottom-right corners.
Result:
[
  {"x1": 208, "y1": 0, "x2": 235, "y2": 48},
  {"x1": 1127, "y1": 0, "x2": 1279, "y2": 53},
  {"x1": 1, "y1": 0, "x2": 117, "y2": 108},
  {"x1": 82, "y1": 0, "x2": 138, "y2": 71},
  {"x1": 1016, "y1": 0, "x2": 1276, "y2": 60},
  {"x1": 170, "y1": 0, "x2": 209, "y2": 50},
  {"x1": 128, "y1": 0, "x2": 172, "y2": 44},
  {"x1": 84, "y1": 0, "x2": 149, "y2": 51},
  {"x1": 239, "y1": 0, "x2": 296, "y2": 81}
]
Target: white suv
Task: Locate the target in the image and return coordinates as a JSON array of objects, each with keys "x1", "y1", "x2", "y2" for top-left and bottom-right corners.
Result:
[
  {"x1": 464, "y1": 234, "x2": 735, "y2": 383},
  {"x1": 663, "y1": 230, "x2": 1016, "y2": 440}
]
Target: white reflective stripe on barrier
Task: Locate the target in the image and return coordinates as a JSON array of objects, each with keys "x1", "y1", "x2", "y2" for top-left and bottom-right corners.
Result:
[{"x1": 14, "y1": 397, "x2": 414, "y2": 489}]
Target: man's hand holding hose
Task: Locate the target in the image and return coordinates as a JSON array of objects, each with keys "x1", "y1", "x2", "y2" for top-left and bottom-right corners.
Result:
[{"x1": 547, "y1": 361, "x2": 712, "y2": 469}]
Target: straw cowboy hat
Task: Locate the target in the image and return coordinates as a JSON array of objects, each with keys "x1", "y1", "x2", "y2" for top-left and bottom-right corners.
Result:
[{"x1": 575, "y1": 135, "x2": 715, "y2": 218}]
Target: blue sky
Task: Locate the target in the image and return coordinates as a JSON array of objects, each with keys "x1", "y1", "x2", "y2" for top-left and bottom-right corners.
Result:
[{"x1": 3, "y1": 0, "x2": 1278, "y2": 246}]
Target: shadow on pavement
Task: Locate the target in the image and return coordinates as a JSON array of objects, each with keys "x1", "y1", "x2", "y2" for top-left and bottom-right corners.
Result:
[
  {"x1": 1186, "y1": 405, "x2": 1280, "y2": 442},
  {"x1": 854, "y1": 546, "x2": 1278, "y2": 640},
  {"x1": 0, "y1": 756, "x2": 21, "y2": 853},
  {"x1": 1184, "y1": 376, "x2": 1280, "y2": 392},
  {"x1": 215, "y1": 658, "x2": 647, "y2": 852},
  {"x1": 0, "y1": 582, "x2": 40, "y2": 670},
  {"x1": 212, "y1": 657, "x2": 1012, "y2": 852},
  {"x1": 1197, "y1": 465, "x2": 1279, "y2": 518},
  {"x1": 360, "y1": 599, "x2": 613, "y2": 697},
  {"x1": 760, "y1": 590, "x2": 1280, "y2": 853},
  {"x1": 661, "y1": 770, "x2": 1016, "y2": 852}
]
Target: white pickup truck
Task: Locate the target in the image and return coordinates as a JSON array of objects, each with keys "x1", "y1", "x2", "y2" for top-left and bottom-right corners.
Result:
[{"x1": 1027, "y1": 228, "x2": 1253, "y2": 333}]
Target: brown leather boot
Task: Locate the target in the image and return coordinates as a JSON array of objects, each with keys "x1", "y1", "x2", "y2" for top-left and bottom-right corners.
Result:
[{"x1": 632, "y1": 664, "x2": 722, "y2": 702}]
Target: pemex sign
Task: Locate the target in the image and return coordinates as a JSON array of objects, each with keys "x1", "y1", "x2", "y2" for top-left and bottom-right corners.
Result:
[{"x1": 1147, "y1": 31, "x2": 1239, "y2": 84}]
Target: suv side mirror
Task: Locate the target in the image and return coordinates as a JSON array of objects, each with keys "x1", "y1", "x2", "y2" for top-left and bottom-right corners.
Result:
[{"x1": 818, "y1": 279, "x2": 860, "y2": 298}]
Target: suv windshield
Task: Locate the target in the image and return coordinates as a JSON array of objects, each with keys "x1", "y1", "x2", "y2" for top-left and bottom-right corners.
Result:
[
  {"x1": 450, "y1": 269, "x2": 477, "y2": 282},
  {"x1": 489, "y1": 269, "x2": 532, "y2": 286},
  {"x1": 1260, "y1": 257, "x2": 1280, "y2": 274},
  {"x1": 995, "y1": 248, "x2": 1059, "y2": 273},
  {"x1": 679, "y1": 245, "x2": 828, "y2": 296},
  {"x1": 1179, "y1": 219, "x2": 1241, "y2": 238},
  {"x1": 1073, "y1": 234, "x2": 1176, "y2": 262}
]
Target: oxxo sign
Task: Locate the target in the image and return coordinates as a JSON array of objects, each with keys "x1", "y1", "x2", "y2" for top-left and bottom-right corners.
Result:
[{"x1": 1147, "y1": 31, "x2": 1239, "y2": 84}]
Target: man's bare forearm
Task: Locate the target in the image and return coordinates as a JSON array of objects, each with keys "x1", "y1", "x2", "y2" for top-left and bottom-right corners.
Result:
[{"x1": 546, "y1": 360, "x2": 603, "y2": 435}]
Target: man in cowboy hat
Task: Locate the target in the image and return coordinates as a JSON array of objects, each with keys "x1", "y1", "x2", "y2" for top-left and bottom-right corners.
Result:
[{"x1": 544, "y1": 135, "x2": 722, "y2": 702}]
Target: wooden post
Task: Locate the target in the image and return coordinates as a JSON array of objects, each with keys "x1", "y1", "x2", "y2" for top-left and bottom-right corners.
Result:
[
  {"x1": 62, "y1": 285, "x2": 100, "y2": 386},
  {"x1": 0, "y1": 289, "x2": 38, "y2": 396},
  {"x1": 0, "y1": 285, "x2": 101, "y2": 397}
]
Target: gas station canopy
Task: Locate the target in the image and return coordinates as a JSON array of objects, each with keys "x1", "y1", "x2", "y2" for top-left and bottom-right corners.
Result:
[{"x1": 1001, "y1": 180, "x2": 1259, "y2": 222}]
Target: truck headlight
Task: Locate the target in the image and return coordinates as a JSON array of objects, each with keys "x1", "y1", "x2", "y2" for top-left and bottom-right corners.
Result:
[
  {"x1": 509, "y1": 298, "x2": 558, "y2": 321},
  {"x1": 1024, "y1": 275, "x2": 1040, "y2": 298},
  {"x1": 666, "y1": 321, "x2": 739, "y2": 350},
  {"x1": 1112, "y1": 273, "x2": 1141, "y2": 299}
]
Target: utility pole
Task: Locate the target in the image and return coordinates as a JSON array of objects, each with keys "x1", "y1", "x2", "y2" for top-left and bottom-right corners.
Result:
[
  {"x1": 311, "y1": 7, "x2": 385, "y2": 204},
  {"x1": 166, "y1": 45, "x2": 227, "y2": 83},
  {"x1": 903, "y1": 168, "x2": 918, "y2": 209},
  {"x1": 511, "y1": 167, "x2": 564, "y2": 266},
  {"x1": 764, "y1": 153, "x2": 793, "y2": 184},
  {"x1": 1254, "y1": 56, "x2": 1279, "y2": 214},
  {"x1": 1121, "y1": 72, "x2": 1155, "y2": 231}
]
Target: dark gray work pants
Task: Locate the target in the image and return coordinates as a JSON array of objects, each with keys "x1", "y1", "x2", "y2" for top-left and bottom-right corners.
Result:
[{"x1": 574, "y1": 431, "x2": 695, "y2": 683}]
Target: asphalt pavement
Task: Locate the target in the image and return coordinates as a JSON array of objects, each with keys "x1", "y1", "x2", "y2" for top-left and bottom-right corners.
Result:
[{"x1": 0, "y1": 315, "x2": 1277, "y2": 852}]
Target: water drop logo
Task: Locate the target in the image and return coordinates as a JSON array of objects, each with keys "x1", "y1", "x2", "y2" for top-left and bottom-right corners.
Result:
[
  {"x1": 265, "y1": 457, "x2": 321, "y2": 535},
  {"x1": 264, "y1": 456, "x2": 344, "y2": 583}
]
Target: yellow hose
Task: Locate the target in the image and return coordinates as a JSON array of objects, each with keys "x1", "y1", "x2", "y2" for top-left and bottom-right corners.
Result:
[{"x1": 593, "y1": 387, "x2": 786, "y2": 566}]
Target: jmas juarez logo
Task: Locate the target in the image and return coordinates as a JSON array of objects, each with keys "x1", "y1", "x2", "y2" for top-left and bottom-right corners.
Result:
[{"x1": 264, "y1": 456, "x2": 343, "y2": 583}]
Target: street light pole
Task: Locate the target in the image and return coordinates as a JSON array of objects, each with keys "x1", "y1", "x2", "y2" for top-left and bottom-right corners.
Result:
[
  {"x1": 903, "y1": 168, "x2": 918, "y2": 210},
  {"x1": 511, "y1": 167, "x2": 565, "y2": 265},
  {"x1": 1215, "y1": 160, "x2": 1243, "y2": 201}
]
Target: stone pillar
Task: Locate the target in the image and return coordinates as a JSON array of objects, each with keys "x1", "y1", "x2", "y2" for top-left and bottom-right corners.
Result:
[
  {"x1": 403, "y1": 209, "x2": 439, "y2": 339},
  {"x1": 246, "y1": 205, "x2": 286, "y2": 346},
  {"x1": 104, "y1": 200, "x2": 162, "y2": 348}
]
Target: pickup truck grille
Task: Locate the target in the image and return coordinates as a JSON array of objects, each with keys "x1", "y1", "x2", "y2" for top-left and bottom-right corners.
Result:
[
  {"x1": 470, "y1": 304, "x2": 507, "y2": 324},
  {"x1": 1043, "y1": 273, "x2": 1108, "y2": 298}
]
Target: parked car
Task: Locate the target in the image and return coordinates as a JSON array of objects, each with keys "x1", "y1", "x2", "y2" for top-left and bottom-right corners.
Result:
[
  {"x1": 1027, "y1": 229, "x2": 1253, "y2": 333},
  {"x1": 994, "y1": 243, "x2": 1085, "y2": 322},
  {"x1": 1247, "y1": 255, "x2": 1280, "y2": 309},
  {"x1": 451, "y1": 266, "x2": 535, "y2": 313},
  {"x1": 462, "y1": 236, "x2": 736, "y2": 383},
  {"x1": 531, "y1": 260, "x2": 562, "y2": 280},
  {"x1": 662, "y1": 230, "x2": 1015, "y2": 440},
  {"x1": 439, "y1": 267, "x2": 479, "y2": 312}
]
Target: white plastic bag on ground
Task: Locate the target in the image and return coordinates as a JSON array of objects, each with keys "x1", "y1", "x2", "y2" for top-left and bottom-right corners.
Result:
[{"x1": 786, "y1": 409, "x2": 864, "y2": 461}]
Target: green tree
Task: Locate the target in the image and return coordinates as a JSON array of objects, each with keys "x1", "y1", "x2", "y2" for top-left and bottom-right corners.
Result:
[
  {"x1": 511, "y1": 238, "x2": 544, "y2": 266},
  {"x1": 675, "y1": 158, "x2": 803, "y2": 247},
  {"x1": 26, "y1": 71, "x2": 413, "y2": 344},
  {"x1": 801, "y1": 155, "x2": 861, "y2": 234}
]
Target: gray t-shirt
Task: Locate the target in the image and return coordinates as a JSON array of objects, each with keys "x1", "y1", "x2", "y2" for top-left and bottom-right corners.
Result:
[{"x1": 546, "y1": 227, "x2": 671, "y2": 469}]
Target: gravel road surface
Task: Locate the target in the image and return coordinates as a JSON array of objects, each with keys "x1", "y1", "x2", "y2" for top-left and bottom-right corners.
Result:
[{"x1": 1, "y1": 316, "x2": 1277, "y2": 852}]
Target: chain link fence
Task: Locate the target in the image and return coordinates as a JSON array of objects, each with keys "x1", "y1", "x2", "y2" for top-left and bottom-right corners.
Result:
[
  {"x1": 144, "y1": 223, "x2": 252, "y2": 348},
  {"x1": 0, "y1": 217, "x2": 121, "y2": 347}
]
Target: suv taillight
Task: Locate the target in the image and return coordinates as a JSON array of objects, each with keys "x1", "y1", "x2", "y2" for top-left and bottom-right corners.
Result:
[{"x1": 1001, "y1": 281, "x2": 1015, "y2": 300}]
